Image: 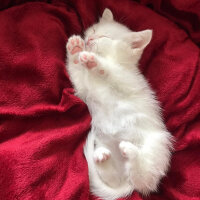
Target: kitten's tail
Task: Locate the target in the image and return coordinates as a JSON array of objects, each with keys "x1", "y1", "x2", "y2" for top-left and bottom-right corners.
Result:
[{"x1": 84, "y1": 131, "x2": 133, "y2": 200}]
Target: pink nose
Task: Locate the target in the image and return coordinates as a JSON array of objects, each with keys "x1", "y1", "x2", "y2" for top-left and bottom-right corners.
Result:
[{"x1": 87, "y1": 37, "x2": 94, "y2": 45}]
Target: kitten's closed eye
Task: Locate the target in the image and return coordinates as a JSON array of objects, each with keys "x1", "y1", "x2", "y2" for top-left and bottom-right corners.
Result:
[{"x1": 98, "y1": 35, "x2": 111, "y2": 39}]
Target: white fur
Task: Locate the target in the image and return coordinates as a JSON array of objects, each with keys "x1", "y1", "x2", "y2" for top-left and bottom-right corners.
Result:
[{"x1": 66, "y1": 8, "x2": 173, "y2": 200}]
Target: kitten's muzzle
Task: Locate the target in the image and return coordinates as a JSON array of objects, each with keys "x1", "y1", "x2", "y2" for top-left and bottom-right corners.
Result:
[{"x1": 86, "y1": 37, "x2": 94, "y2": 46}]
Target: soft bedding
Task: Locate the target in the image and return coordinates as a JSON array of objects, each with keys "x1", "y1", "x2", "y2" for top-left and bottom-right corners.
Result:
[{"x1": 0, "y1": 0, "x2": 200, "y2": 200}]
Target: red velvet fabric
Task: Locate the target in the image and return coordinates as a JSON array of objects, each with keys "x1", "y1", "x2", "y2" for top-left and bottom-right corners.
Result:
[{"x1": 0, "y1": 0, "x2": 200, "y2": 200}]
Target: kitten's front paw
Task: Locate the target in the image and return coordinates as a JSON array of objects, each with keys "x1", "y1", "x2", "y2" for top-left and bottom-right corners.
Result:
[
  {"x1": 79, "y1": 52, "x2": 98, "y2": 69},
  {"x1": 67, "y1": 35, "x2": 84, "y2": 64},
  {"x1": 67, "y1": 35, "x2": 84, "y2": 55},
  {"x1": 119, "y1": 141, "x2": 139, "y2": 159},
  {"x1": 94, "y1": 147, "x2": 111, "y2": 163},
  {"x1": 79, "y1": 52, "x2": 105, "y2": 74}
]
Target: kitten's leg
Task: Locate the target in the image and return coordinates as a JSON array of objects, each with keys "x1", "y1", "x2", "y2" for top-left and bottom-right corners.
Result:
[
  {"x1": 119, "y1": 141, "x2": 139, "y2": 182},
  {"x1": 66, "y1": 35, "x2": 87, "y2": 94},
  {"x1": 93, "y1": 147, "x2": 111, "y2": 163},
  {"x1": 93, "y1": 141, "x2": 121, "y2": 187},
  {"x1": 66, "y1": 35, "x2": 85, "y2": 64},
  {"x1": 119, "y1": 133, "x2": 172, "y2": 195}
]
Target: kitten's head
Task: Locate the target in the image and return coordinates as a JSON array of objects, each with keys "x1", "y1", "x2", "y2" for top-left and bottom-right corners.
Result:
[{"x1": 84, "y1": 8, "x2": 152, "y2": 56}]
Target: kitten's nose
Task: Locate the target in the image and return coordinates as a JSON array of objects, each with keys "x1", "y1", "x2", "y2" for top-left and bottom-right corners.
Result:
[{"x1": 87, "y1": 37, "x2": 94, "y2": 46}]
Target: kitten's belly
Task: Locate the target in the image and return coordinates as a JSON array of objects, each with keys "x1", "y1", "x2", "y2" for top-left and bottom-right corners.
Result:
[
  {"x1": 91, "y1": 101, "x2": 142, "y2": 144},
  {"x1": 92, "y1": 114, "x2": 138, "y2": 139}
]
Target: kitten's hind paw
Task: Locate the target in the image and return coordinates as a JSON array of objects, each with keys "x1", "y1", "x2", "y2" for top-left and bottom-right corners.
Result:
[
  {"x1": 119, "y1": 141, "x2": 139, "y2": 159},
  {"x1": 94, "y1": 147, "x2": 111, "y2": 163}
]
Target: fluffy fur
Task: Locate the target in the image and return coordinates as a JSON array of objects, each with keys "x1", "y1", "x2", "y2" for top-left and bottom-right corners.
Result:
[{"x1": 66, "y1": 8, "x2": 173, "y2": 200}]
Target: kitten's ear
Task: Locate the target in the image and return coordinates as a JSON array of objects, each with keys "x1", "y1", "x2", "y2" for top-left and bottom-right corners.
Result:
[
  {"x1": 101, "y1": 8, "x2": 113, "y2": 22},
  {"x1": 124, "y1": 30, "x2": 152, "y2": 50}
]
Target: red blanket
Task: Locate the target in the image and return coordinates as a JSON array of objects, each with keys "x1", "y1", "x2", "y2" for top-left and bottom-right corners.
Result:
[{"x1": 0, "y1": 0, "x2": 200, "y2": 200}]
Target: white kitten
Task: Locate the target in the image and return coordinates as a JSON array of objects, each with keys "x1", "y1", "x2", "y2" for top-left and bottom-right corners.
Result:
[{"x1": 66, "y1": 8, "x2": 173, "y2": 200}]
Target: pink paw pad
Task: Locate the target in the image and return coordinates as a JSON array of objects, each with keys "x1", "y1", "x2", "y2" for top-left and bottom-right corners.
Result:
[
  {"x1": 71, "y1": 46, "x2": 82, "y2": 55},
  {"x1": 99, "y1": 69, "x2": 104, "y2": 74},
  {"x1": 87, "y1": 62, "x2": 97, "y2": 69},
  {"x1": 73, "y1": 59, "x2": 79, "y2": 64}
]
